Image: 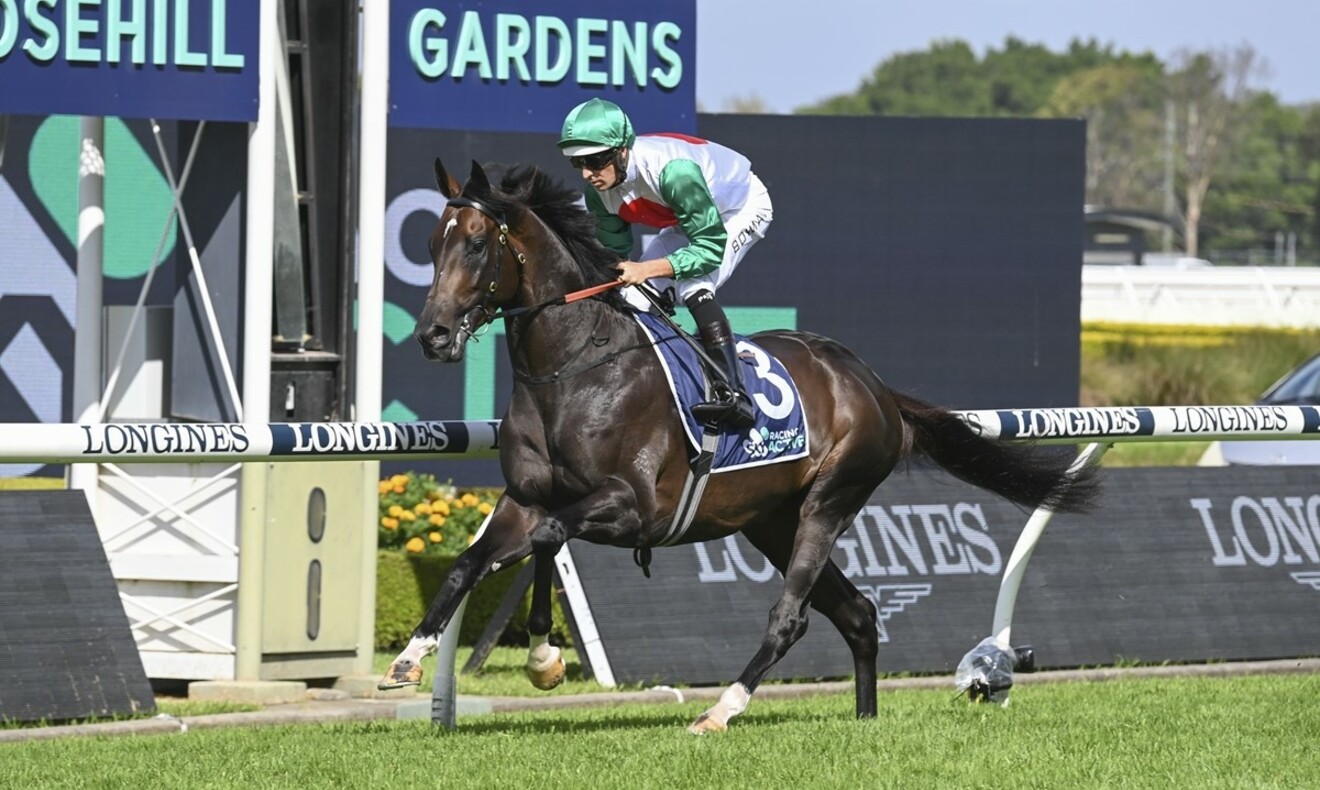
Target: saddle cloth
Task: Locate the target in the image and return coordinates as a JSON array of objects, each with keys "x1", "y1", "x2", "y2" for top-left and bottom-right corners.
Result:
[{"x1": 632, "y1": 312, "x2": 810, "y2": 473}]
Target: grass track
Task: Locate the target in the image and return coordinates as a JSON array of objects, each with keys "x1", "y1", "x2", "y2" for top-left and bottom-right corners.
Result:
[{"x1": 4, "y1": 674, "x2": 1318, "y2": 789}]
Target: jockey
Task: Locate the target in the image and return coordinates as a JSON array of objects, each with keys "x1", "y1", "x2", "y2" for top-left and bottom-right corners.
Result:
[{"x1": 558, "y1": 98, "x2": 773, "y2": 431}]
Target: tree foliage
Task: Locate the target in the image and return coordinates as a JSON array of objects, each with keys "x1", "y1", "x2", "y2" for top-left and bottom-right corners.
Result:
[{"x1": 799, "y1": 37, "x2": 1319, "y2": 263}]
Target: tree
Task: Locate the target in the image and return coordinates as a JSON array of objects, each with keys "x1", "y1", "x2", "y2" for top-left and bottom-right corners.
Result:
[
  {"x1": 718, "y1": 93, "x2": 773, "y2": 114},
  {"x1": 1038, "y1": 62, "x2": 1166, "y2": 210},
  {"x1": 800, "y1": 36, "x2": 1158, "y2": 118},
  {"x1": 1165, "y1": 45, "x2": 1266, "y2": 256},
  {"x1": 803, "y1": 39, "x2": 989, "y2": 116},
  {"x1": 1201, "y1": 93, "x2": 1317, "y2": 256}
]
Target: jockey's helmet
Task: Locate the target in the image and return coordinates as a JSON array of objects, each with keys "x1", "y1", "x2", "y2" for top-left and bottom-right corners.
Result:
[{"x1": 559, "y1": 99, "x2": 635, "y2": 156}]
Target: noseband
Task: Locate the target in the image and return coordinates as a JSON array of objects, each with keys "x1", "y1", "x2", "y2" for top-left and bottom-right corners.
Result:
[{"x1": 446, "y1": 196, "x2": 527, "y2": 334}]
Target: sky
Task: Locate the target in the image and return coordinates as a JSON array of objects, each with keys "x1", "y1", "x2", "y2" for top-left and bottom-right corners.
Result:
[{"x1": 696, "y1": 0, "x2": 1320, "y2": 113}]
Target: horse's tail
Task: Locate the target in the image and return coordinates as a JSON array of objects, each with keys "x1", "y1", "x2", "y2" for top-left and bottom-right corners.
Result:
[{"x1": 891, "y1": 390, "x2": 1102, "y2": 513}]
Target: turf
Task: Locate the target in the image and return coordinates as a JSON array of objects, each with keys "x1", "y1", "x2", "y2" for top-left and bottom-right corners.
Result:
[{"x1": 3, "y1": 674, "x2": 1317, "y2": 789}]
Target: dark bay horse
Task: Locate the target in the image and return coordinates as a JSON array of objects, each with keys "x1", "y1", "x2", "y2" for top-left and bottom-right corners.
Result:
[{"x1": 382, "y1": 159, "x2": 1100, "y2": 733}]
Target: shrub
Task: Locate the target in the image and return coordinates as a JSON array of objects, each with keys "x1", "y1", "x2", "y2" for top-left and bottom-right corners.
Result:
[
  {"x1": 1081, "y1": 323, "x2": 1320, "y2": 407},
  {"x1": 377, "y1": 472, "x2": 499, "y2": 557}
]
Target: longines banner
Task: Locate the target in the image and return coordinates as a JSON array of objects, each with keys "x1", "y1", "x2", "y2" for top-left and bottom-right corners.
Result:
[
  {"x1": 565, "y1": 466, "x2": 1320, "y2": 685},
  {"x1": 0, "y1": 0, "x2": 258, "y2": 120},
  {"x1": 389, "y1": 0, "x2": 696, "y2": 133}
]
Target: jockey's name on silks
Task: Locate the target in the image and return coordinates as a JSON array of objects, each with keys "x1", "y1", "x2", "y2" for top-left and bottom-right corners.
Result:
[{"x1": 632, "y1": 313, "x2": 809, "y2": 472}]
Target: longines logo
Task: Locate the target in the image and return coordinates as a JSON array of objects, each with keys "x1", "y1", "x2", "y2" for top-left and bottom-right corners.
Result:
[
  {"x1": 693, "y1": 501, "x2": 1002, "y2": 641},
  {"x1": 1292, "y1": 571, "x2": 1320, "y2": 591},
  {"x1": 857, "y1": 584, "x2": 933, "y2": 642},
  {"x1": 1190, "y1": 494, "x2": 1320, "y2": 591}
]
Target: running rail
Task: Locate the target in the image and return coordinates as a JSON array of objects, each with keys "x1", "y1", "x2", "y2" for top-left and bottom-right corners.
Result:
[{"x1": 2, "y1": 405, "x2": 1315, "y2": 465}]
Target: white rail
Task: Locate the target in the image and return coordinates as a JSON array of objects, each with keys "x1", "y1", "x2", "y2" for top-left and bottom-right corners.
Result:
[
  {"x1": 1082, "y1": 265, "x2": 1320, "y2": 328},
  {"x1": 2, "y1": 404, "x2": 1315, "y2": 465},
  {"x1": 0, "y1": 420, "x2": 500, "y2": 464}
]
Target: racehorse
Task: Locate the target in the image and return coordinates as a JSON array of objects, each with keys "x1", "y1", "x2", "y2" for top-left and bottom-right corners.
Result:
[{"x1": 381, "y1": 159, "x2": 1101, "y2": 733}]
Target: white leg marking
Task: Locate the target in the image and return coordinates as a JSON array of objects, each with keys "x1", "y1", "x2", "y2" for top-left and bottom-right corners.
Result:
[
  {"x1": 692, "y1": 682, "x2": 751, "y2": 732},
  {"x1": 526, "y1": 632, "x2": 561, "y2": 674},
  {"x1": 398, "y1": 633, "x2": 440, "y2": 664}
]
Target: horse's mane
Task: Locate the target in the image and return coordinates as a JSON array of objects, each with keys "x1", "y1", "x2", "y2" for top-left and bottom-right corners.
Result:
[{"x1": 464, "y1": 164, "x2": 630, "y2": 310}]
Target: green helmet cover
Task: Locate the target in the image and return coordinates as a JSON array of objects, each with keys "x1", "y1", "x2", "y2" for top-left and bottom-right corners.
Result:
[{"x1": 559, "y1": 99, "x2": 636, "y2": 154}]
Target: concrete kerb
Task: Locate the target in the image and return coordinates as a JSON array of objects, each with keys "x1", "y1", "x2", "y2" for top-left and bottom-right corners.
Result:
[{"x1": 2, "y1": 658, "x2": 1316, "y2": 744}]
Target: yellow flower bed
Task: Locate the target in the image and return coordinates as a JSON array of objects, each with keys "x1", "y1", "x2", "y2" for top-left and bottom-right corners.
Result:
[{"x1": 377, "y1": 471, "x2": 501, "y2": 557}]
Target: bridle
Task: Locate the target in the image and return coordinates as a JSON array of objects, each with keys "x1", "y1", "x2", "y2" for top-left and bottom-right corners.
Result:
[
  {"x1": 440, "y1": 195, "x2": 640, "y2": 382},
  {"x1": 445, "y1": 195, "x2": 526, "y2": 338},
  {"x1": 433, "y1": 193, "x2": 712, "y2": 388}
]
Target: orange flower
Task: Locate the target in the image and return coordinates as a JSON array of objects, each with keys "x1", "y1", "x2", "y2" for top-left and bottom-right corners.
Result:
[
  {"x1": 388, "y1": 505, "x2": 404, "y2": 517},
  {"x1": 399, "y1": 511, "x2": 416, "y2": 522},
  {"x1": 478, "y1": 502, "x2": 494, "y2": 516},
  {"x1": 414, "y1": 501, "x2": 432, "y2": 515},
  {"x1": 428, "y1": 531, "x2": 443, "y2": 543},
  {"x1": 405, "y1": 537, "x2": 425, "y2": 553},
  {"x1": 380, "y1": 517, "x2": 399, "y2": 530},
  {"x1": 460, "y1": 493, "x2": 479, "y2": 507},
  {"x1": 429, "y1": 514, "x2": 446, "y2": 527},
  {"x1": 431, "y1": 500, "x2": 451, "y2": 516}
]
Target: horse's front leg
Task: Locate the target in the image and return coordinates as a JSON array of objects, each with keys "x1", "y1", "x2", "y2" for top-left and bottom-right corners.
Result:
[
  {"x1": 523, "y1": 553, "x2": 564, "y2": 690},
  {"x1": 521, "y1": 479, "x2": 648, "y2": 691},
  {"x1": 379, "y1": 499, "x2": 540, "y2": 689}
]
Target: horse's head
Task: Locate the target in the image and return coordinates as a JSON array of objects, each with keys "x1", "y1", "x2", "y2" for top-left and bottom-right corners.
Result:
[{"x1": 414, "y1": 159, "x2": 524, "y2": 362}]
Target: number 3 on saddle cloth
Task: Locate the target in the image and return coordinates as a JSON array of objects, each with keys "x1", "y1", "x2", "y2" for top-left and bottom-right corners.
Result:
[{"x1": 632, "y1": 312, "x2": 811, "y2": 471}]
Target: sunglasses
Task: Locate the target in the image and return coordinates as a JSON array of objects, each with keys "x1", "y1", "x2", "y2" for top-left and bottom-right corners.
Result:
[{"x1": 569, "y1": 149, "x2": 616, "y2": 171}]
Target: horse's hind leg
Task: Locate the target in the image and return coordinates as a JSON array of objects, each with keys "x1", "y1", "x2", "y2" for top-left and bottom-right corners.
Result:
[
  {"x1": 379, "y1": 499, "x2": 539, "y2": 689},
  {"x1": 689, "y1": 488, "x2": 872, "y2": 733},
  {"x1": 737, "y1": 529, "x2": 878, "y2": 717},
  {"x1": 809, "y1": 561, "x2": 879, "y2": 717}
]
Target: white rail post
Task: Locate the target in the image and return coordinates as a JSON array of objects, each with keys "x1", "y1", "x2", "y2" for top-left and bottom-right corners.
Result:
[
  {"x1": 236, "y1": 0, "x2": 278, "y2": 681},
  {"x1": 431, "y1": 514, "x2": 491, "y2": 729},
  {"x1": 990, "y1": 441, "x2": 1112, "y2": 648},
  {"x1": 355, "y1": 0, "x2": 390, "y2": 680},
  {"x1": 70, "y1": 116, "x2": 105, "y2": 511}
]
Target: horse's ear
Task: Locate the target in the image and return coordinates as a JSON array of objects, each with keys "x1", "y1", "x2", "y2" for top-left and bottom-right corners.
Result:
[
  {"x1": 434, "y1": 158, "x2": 461, "y2": 198},
  {"x1": 466, "y1": 160, "x2": 491, "y2": 196}
]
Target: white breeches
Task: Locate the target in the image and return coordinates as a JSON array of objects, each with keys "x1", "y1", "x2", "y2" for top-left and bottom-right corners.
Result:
[{"x1": 623, "y1": 172, "x2": 773, "y2": 311}]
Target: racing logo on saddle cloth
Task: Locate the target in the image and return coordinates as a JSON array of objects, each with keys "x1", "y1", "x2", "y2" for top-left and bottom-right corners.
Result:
[{"x1": 632, "y1": 313, "x2": 810, "y2": 472}]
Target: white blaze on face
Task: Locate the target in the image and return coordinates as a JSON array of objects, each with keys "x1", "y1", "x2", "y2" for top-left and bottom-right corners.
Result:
[{"x1": 443, "y1": 217, "x2": 458, "y2": 241}]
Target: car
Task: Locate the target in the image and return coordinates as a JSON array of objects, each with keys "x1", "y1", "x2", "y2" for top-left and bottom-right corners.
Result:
[{"x1": 1215, "y1": 351, "x2": 1320, "y2": 465}]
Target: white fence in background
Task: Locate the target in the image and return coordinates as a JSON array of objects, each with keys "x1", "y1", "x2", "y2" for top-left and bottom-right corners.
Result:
[{"x1": 1081, "y1": 266, "x2": 1320, "y2": 328}]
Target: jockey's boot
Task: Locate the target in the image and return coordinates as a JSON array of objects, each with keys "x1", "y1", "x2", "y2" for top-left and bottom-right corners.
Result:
[{"x1": 691, "y1": 317, "x2": 757, "y2": 431}]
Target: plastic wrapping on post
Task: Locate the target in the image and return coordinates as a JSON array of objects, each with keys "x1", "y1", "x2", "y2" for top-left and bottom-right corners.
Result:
[{"x1": 954, "y1": 637, "x2": 1017, "y2": 705}]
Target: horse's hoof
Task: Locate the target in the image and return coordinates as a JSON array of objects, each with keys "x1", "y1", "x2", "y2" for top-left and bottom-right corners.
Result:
[
  {"x1": 687, "y1": 712, "x2": 727, "y2": 735},
  {"x1": 378, "y1": 659, "x2": 423, "y2": 690},
  {"x1": 525, "y1": 655, "x2": 566, "y2": 690}
]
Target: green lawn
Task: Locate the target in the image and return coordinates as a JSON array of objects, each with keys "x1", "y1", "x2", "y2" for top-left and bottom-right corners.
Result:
[{"x1": 3, "y1": 675, "x2": 1317, "y2": 789}]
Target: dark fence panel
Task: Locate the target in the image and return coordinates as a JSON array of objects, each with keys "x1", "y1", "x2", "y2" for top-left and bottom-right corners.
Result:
[
  {"x1": 382, "y1": 115, "x2": 1084, "y2": 484},
  {"x1": 565, "y1": 466, "x2": 1320, "y2": 685}
]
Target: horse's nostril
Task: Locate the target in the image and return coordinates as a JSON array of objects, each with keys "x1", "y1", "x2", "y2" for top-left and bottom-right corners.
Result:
[{"x1": 416, "y1": 324, "x2": 449, "y2": 345}]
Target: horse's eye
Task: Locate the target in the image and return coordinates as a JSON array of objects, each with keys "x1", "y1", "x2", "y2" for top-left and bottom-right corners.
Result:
[{"x1": 470, "y1": 238, "x2": 487, "y2": 255}]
